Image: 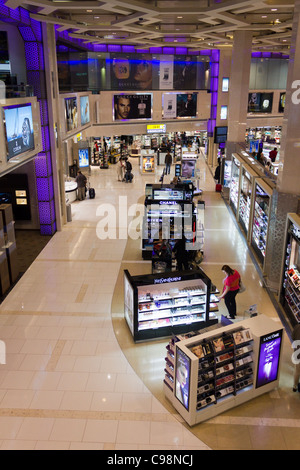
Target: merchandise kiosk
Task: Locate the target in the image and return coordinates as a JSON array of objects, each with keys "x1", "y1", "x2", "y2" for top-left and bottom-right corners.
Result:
[
  {"x1": 140, "y1": 149, "x2": 156, "y2": 174},
  {"x1": 124, "y1": 269, "x2": 218, "y2": 342},
  {"x1": 164, "y1": 314, "x2": 283, "y2": 426},
  {"x1": 280, "y1": 213, "x2": 300, "y2": 326},
  {"x1": 141, "y1": 183, "x2": 199, "y2": 260},
  {"x1": 229, "y1": 154, "x2": 243, "y2": 216},
  {"x1": 250, "y1": 178, "x2": 273, "y2": 270},
  {"x1": 237, "y1": 164, "x2": 258, "y2": 241}
]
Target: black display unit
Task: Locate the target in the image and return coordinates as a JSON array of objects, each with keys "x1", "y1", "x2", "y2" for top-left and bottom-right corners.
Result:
[
  {"x1": 142, "y1": 183, "x2": 196, "y2": 260},
  {"x1": 124, "y1": 269, "x2": 218, "y2": 342}
]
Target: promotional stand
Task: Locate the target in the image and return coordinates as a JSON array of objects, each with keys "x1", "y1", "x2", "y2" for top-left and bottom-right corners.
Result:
[
  {"x1": 164, "y1": 314, "x2": 283, "y2": 426},
  {"x1": 237, "y1": 164, "x2": 258, "y2": 241}
]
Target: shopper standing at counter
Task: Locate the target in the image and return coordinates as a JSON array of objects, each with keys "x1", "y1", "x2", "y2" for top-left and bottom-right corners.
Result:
[
  {"x1": 218, "y1": 265, "x2": 241, "y2": 319},
  {"x1": 269, "y1": 147, "x2": 278, "y2": 162}
]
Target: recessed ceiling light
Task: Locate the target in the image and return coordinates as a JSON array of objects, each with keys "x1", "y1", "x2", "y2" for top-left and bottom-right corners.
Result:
[
  {"x1": 271, "y1": 8, "x2": 277, "y2": 11},
  {"x1": 177, "y1": 16, "x2": 183, "y2": 18},
  {"x1": 87, "y1": 10, "x2": 93, "y2": 12},
  {"x1": 262, "y1": 15, "x2": 267, "y2": 18}
]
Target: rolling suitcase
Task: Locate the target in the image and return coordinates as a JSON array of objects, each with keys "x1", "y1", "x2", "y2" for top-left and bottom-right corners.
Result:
[
  {"x1": 89, "y1": 187, "x2": 95, "y2": 199},
  {"x1": 215, "y1": 184, "x2": 222, "y2": 192}
]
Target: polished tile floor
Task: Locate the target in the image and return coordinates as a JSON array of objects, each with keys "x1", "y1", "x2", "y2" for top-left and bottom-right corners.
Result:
[{"x1": 0, "y1": 152, "x2": 298, "y2": 450}]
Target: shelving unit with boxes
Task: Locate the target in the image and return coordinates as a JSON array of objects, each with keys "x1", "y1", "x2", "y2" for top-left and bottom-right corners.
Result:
[{"x1": 164, "y1": 315, "x2": 283, "y2": 426}]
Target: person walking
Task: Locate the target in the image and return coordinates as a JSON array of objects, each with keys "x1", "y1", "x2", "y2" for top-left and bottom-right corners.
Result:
[
  {"x1": 165, "y1": 151, "x2": 172, "y2": 175},
  {"x1": 218, "y1": 265, "x2": 241, "y2": 319},
  {"x1": 75, "y1": 170, "x2": 87, "y2": 201},
  {"x1": 292, "y1": 323, "x2": 300, "y2": 392},
  {"x1": 117, "y1": 157, "x2": 124, "y2": 181}
]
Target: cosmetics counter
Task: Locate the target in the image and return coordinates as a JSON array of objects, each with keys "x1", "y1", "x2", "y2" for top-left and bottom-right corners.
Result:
[
  {"x1": 141, "y1": 183, "x2": 197, "y2": 260},
  {"x1": 164, "y1": 314, "x2": 283, "y2": 426},
  {"x1": 280, "y1": 213, "x2": 300, "y2": 327},
  {"x1": 228, "y1": 153, "x2": 274, "y2": 273},
  {"x1": 124, "y1": 269, "x2": 219, "y2": 342}
]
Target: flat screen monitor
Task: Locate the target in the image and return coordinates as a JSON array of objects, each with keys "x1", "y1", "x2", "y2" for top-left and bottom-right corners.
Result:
[
  {"x1": 175, "y1": 348, "x2": 191, "y2": 411},
  {"x1": 214, "y1": 126, "x2": 228, "y2": 144},
  {"x1": 78, "y1": 148, "x2": 89, "y2": 168},
  {"x1": 80, "y1": 96, "x2": 90, "y2": 125},
  {"x1": 256, "y1": 330, "x2": 282, "y2": 388},
  {"x1": 65, "y1": 97, "x2": 78, "y2": 131},
  {"x1": 3, "y1": 104, "x2": 35, "y2": 161}
]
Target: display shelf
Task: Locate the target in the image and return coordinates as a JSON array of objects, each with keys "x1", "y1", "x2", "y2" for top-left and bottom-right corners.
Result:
[
  {"x1": 124, "y1": 269, "x2": 218, "y2": 342},
  {"x1": 165, "y1": 315, "x2": 283, "y2": 426},
  {"x1": 280, "y1": 214, "x2": 300, "y2": 325}
]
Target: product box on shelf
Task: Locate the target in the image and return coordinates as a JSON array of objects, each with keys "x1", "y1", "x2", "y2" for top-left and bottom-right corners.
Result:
[{"x1": 164, "y1": 314, "x2": 283, "y2": 426}]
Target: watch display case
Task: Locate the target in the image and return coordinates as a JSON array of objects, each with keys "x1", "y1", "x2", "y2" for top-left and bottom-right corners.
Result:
[
  {"x1": 124, "y1": 269, "x2": 218, "y2": 342},
  {"x1": 280, "y1": 213, "x2": 300, "y2": 326},
  {"x1": 230, "y1": 154, "x2": 242, "y2": 215},
  {"x1": 251, "y1": 179, "x2": 272, "y2": 267},
  {"x1": 164, "y1": 314, "x2": 283, "y2": 426}
]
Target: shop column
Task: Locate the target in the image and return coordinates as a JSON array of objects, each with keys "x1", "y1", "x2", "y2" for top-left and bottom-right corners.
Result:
[
  {"x1": 264, "y1": 0, "x2": 300, "y2": 291},
  {"x1": 226, "y1": 31, "x2": 253, "y2": 158}
]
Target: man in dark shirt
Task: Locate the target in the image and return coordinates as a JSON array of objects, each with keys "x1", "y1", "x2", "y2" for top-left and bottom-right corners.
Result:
[
  {"x1": 75, "y1": 170, "x2": 87, "y2": 200},
  {"x1": 165, "y1": 152, "x2": 172, "y2": 174}
]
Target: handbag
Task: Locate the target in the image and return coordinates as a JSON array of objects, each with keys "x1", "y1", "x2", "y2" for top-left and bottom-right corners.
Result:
[{"x1": 239, "y1": 279, "x2": 246, "y2": 294}]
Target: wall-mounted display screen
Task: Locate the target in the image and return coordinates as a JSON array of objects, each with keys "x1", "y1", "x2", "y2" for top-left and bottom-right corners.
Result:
[
  {"x1": 65, "y1": 97, "x2": 78, "y2": 131},
  {"x1": 113, "y1": 94, "x2": 152, "y2": 121},
  {"x1": 248, "y1": 92, "x2": 273, "y2": 113},
  {"x1": 78, "y1": 148, "x2": 89, "y2": 168},
  {"x1": 278, "y1": 92, "x2": 286, "y2": 113},
  {"x1": 4, "y1": 104, "x2": 35, "y2": 161},
  {"x1": 175, "y1": 348, "x2": 191, "y2": 411},
  {"x1": 222, "y1": 77, "x2": 229, "y2": 92},
  {"x1": 214, "y1": 126, "x2": 228, "y2": 144},
  {"x1": 80, "y1": 96, "x2": 90, "y2": 125},
  {"x1": 256, "y1": 330, "x2": 282, "y2": 388}
]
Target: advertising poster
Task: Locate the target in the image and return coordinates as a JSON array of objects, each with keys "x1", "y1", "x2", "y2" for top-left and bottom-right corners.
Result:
[
  {"x1": 174, "y1": 56, "x2": 197, "y2": 90},
  {"x1": 162, "y1": 93, "x2": 177, "y2": 119},
  {"x1": 78, "y1": 148, "x2": 89, "y2": 168},
  {"x1": 113, "y1": 94, "x2": 152, "y2": 121},
  {"x1": 80, "y1": 96, "x2": 90, "y2": 125},
  {"x1": 65, "y1": 97, "x2": 78, "y2": 131},
  {"x1": 111, "y1": 54, "x2": 153, "y2": 90},
  {"x1": 248, "y1": 92, "x2": 273, "y2": 113},
  {"x1": 159, "y1": 55, "x2": 174, "y2": 90},
  {"x1": 142, "y1": 155, "x2": 155, "y2": 173},
  {"x1": 176, "y1": 93, "x2": 197, "y2": 118},
  {"x1": 181, "y1": 160, "x2": 196, "y2": 179},
  {"x1": 279, "y1": 92, "x2": 286, "y2": 113},
  {"x1": 256, "y1": 330, "x2": 282, "y2": 388},
  {"x1": 4, "y1": 104, "x2": 35, "y2": 160},
  {"x1": 175, "y1": 348, "x2": 191, "y2": 411}
]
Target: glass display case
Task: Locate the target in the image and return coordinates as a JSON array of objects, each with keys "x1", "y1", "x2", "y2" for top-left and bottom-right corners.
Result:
[
  {"x1": 280, "y1": 213, "x2": 300, "y2": 326},
  {"x1": 251, "y1": 179, "x2": 272, "y2": 267},
  {"x1": 238, "y1": 165, "x2": 257, "y2": 240},
  {"x1": 230, "y1": 154, "x2": 242, "y2": 215},
  {"x1": 124, "y1": 269, "x2": 218, "y2": 342}
]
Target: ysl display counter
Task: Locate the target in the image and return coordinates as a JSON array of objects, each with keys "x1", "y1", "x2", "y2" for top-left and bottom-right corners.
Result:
[{"x1": 124, "y1": 269, "x2": 218, "y2": 342}]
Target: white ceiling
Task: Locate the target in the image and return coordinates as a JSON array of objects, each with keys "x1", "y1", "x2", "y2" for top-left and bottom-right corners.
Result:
[{"x1": 3, "y1": 0, "x2": 295, "y2": 52}]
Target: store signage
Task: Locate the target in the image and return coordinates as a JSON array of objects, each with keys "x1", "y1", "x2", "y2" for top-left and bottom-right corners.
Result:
[
  {"x1": 256, "y1": 330, "x2": 282, "y2": 388},
  {"x1": 159, "y1": 201, "x2": 178, "y2": 205},
  {"x1": 147, "y1": 124, "x2": 166, "y2": 134},
  {"x1": 154, "y1": 276, "x2": 182, "y2": 284}
]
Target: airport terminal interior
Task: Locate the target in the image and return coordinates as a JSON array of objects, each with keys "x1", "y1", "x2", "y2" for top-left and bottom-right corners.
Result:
[{"x1": 0, "y1": 0, "x2": 299, "y2": 451}]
